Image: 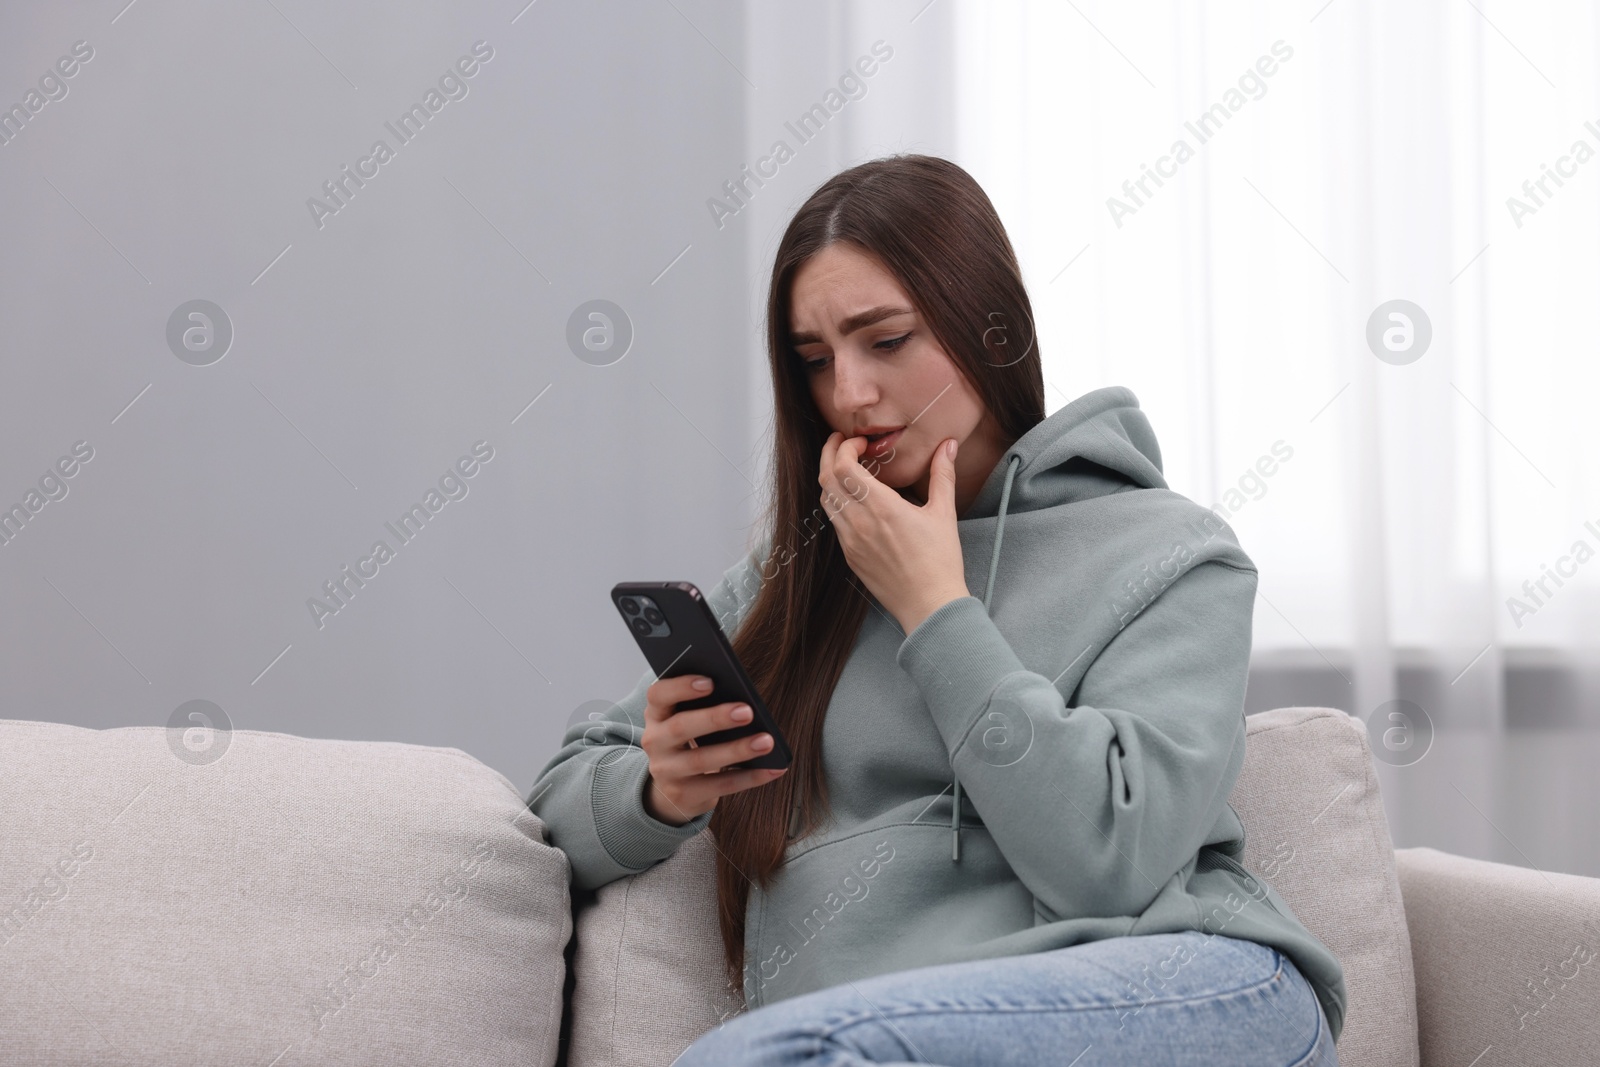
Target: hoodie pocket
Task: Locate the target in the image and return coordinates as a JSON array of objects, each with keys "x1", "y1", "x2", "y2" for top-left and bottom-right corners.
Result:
[{"x1": 745, "y1": 821, "x2": 1035, "y2": 1008}]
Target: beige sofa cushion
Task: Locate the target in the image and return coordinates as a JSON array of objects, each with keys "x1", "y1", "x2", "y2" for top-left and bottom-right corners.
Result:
[
  {"x1": 0, "y1": 719, "x2": 571, "y2": 1067},
  {"x1": 1231, "y1": 708, "x2": 1419, "y2": 1067},
  {"x1": 568, "y1": 830, "x2": 740, "y2": 1067},
  {"x1": 569, "y1": 706, "x2": 1418, "y2": 1067}
]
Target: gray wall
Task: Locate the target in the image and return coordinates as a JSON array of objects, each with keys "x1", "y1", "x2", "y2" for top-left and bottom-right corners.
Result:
[{"x1": 0, "y1": 0, "x2": 776, "y2": 793}]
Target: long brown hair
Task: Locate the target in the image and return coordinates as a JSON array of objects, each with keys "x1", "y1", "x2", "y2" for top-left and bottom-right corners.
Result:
[{"x1": 712, "y1": 153, "x2": 1046, "y2": 993}]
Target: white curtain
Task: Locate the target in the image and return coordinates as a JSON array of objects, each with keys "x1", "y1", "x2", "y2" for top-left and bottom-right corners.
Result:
[{"x1": 951, "y1": 0, "x2": 1600, "y2": 740}]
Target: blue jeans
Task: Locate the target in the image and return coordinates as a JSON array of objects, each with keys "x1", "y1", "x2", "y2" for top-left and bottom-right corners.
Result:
[{"x1": 674, "y1": 932, "x2": 1337, "y2": 1066}]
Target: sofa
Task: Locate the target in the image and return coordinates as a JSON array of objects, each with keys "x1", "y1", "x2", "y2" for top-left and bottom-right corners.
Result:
[{"x1": 3, "y1": 706, "x2": 1597, "y2": 1067}]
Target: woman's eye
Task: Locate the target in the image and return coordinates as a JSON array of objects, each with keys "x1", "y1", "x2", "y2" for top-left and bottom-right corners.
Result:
[{"x1": 800, "y1": 334, "x2": 907, "y2": 371}]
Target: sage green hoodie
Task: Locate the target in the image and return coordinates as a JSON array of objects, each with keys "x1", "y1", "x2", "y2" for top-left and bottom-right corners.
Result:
[{"x1": 528, "y1": 385, "x2": 1347, "y2": 1040}]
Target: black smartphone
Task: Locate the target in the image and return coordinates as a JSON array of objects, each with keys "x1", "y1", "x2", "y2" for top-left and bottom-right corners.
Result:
[{"x1": 610, "y1": 581, "x2": 792, "y2": 771}]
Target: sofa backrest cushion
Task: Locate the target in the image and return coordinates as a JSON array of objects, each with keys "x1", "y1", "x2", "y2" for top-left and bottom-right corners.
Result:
[
  {"x1": 568, "y1": 830, "x2": 741, "y2": 1067},
  {"x1": 1230, "y1": 707, "x2": 1419, "y2": 1067},
  {"x1": 567, "y1": 706, "x2": 1419, "y2": 1067},
  {"x1": 0, "y1": 719, "x2": 571, "y2": 1067}
]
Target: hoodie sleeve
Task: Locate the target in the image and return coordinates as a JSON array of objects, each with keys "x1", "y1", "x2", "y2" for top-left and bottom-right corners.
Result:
[
  {"x1": 895, "y1": 557, "x2": 1255, "y2": 921},
  {"x1": 527, "y1": 539, "x2": 768, "y2": 892}
]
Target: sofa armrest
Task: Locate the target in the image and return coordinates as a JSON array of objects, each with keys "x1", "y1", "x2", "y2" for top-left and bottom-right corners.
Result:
[{"x1": 1394, "y1": 846, "x2": 1600, "y2": 1067}]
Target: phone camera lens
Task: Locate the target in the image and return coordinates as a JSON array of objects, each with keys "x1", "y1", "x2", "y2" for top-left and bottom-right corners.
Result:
[
  {"x1": 631, "y1": 616, "x2": 652, "y2": 636},
  {"x1": 643, "y1": 607, "x2": 663, "y2": 625},
  {"x1": 619, "y1": 597, "x2": 641, "y2": 616}
]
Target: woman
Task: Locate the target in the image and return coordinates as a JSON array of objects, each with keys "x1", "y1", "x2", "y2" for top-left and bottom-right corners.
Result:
[{"x1": 530, "y1": 154, "x2": 1344, "y2": 1066}]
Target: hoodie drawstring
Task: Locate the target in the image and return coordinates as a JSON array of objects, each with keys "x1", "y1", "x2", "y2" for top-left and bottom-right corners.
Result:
[{"x1": 954, "y1": 452, "x2": 1022, "y2": 863}]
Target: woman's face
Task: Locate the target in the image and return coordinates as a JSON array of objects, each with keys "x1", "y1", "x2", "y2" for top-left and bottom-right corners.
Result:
[{"x1": 788, "y1": 242, "x2": 1010, "y2": 516}]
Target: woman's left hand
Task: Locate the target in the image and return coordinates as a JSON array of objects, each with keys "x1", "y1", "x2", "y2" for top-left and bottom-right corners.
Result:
[{"x1": 819, "y1": 431, "x2": 972, "y2": 634}]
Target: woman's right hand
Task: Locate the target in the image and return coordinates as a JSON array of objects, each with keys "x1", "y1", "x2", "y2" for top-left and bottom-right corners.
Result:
[{"x1": 640, "y1": 674, "x2": 788, "y2": 826}]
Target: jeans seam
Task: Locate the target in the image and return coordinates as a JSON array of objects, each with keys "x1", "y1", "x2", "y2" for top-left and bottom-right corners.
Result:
[
  {"x1": 1284, "y1": 980, "x2": 1327, "y2": 1067},
  {"x1": 818, "y1": 952, "x2": 1289, "y2": 1041},
  {"x1": 1075, "y1": 940, "x2": 1286, "y2": 1013}
]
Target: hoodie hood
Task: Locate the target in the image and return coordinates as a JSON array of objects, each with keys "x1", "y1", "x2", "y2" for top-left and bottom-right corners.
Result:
[
  {"x1": 964, "y1": 385, "x2": 1168, "y2": 523},
  {"x1": 963, "y1": 386, "x2": 1171, "y2": 615}
]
